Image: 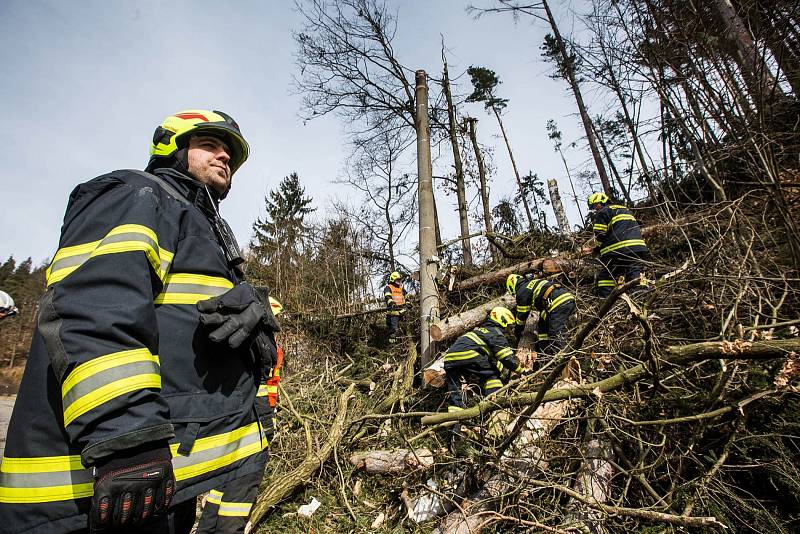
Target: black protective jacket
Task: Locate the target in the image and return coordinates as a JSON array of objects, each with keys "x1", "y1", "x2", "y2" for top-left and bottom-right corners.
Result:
[
  {"x1": 0, "y1": 169, "x2": 265, "y2": 533},
  {"x1": 591, "y1": 204, "x2": 648, "y2": 257},
  {"x1": 444, "y1": 319, "x2": 522, "y2": 374}
]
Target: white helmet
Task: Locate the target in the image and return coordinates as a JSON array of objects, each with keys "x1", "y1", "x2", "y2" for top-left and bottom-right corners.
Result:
[{"x1": 0, "y1": 290, "x2": 14, "y2": 311}]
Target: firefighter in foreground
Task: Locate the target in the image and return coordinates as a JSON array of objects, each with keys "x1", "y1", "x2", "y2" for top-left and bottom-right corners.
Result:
[
  {"x1": 0, "y1": 291, "x2": 18, "y2": 321},
  {"x1": 587, "y1": 192, "x2": 649, "y2": 297},
  {"x1": 196, "y1": 297, "x2": 284, "y2": 534},
  {"x1": 384, "y1": 271, "x2": 410, "y2": 344},
  {"x1": 444, "y1": 307, "x2": 524, "y2": 443},
  {"x1": 507, "y1": 273, "x2": 576, "y2": 361},
  {"x1": 0, "y1": 110, "x2": 279, "y2": 534}
]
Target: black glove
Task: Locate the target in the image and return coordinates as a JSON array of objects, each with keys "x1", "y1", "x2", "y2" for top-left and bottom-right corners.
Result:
[
  {"x1": 197, "y1": 283, "x2": 280, "y2": 348},
  {"x1": 89, "y1": 441, "x2": 174, "y2": 533},
  {"x1": 387, "y1": 301, "x2": 396, "y2": 311}
]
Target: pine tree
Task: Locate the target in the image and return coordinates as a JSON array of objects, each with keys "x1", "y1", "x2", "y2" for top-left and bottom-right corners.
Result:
[{"x1": 250, "y1": 173, "x2": 315, "y2": 298}]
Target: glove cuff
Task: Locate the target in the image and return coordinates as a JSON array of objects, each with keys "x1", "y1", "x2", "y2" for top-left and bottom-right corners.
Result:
[{"x1": 93, "y1": 440, "x2": 172, "y2": 478}]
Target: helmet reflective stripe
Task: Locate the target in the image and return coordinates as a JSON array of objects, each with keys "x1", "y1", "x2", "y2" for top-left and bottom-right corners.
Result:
[
  {"x1": 489, "y1": 306, "x2": 515, "y2": 328},
  {"x1": 587, "y1": 192, "x2": 608, "y2": 207},
  {"x1": 506, "y1": 274, "x2": 521, "y2": 295},
  {"x1": 389, "y1": 271, "x2": 401, "y2": 282},
  {"x1": 150, "y1": 109, "x2": 250, "y2": 175}
]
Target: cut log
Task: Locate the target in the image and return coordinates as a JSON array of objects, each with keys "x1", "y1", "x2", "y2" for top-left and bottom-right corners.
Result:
[
  {"x1": 455, "y1": 257, "x2": 567, "y2": 292},
  {"x1": 567, "y1": 439, "x2": 615, "y2": 532},
  {"x1": 350, "y1": 448, "x2": 434, "y2": 475},
  {"x1": 434, "y1": 381, "x2": 576, "y2": 533},
  {"x1": 430, "y1": 295, "x2": 516, "y2": 342},
  {"x1": 423, "y1": 356, "x2": 446, "y2": 388}
]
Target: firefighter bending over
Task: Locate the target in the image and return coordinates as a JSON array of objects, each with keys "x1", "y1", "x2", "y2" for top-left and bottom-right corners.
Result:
[
  {"x1": 384, "y1": 271, "x2": 410, "y2": 344},
  {"x1": 587, "y1": 192, "x2": 650, "y2": 297},
  {"x1": 507, "y1": 273, "x2": 576, "y2": 361}
]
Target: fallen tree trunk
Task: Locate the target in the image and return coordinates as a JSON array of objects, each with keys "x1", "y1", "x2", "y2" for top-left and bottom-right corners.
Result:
[
  {"x1": 455, "y1": 257, "x2": 568, "y2": 292},
  {"x1": 434, "y1": 383, "x2": 575, "y2": 533},
  {"x1": 430, "y1": 295, "x2": 517, "y2": 341},
  {"x1": 567, "y1": 439, "x2": 615, "y2": 533},
  {"x1": 420, "y1": 338, "x2": 800, "y2": 425},
  {"x1": 248, "y1": 384, "x2": 355, "y2": 527},
  {"x1": 350, "y1": 448, "x2": 434, "y2": 474}
]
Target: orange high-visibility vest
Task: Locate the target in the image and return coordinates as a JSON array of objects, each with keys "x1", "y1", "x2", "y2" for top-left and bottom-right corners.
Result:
[
  {"x1": 266, "y1": 345, "x2": 284, "y2": 407},
  {"x1": 389, "y1": 284, "x2": 405, "y2": 306}
]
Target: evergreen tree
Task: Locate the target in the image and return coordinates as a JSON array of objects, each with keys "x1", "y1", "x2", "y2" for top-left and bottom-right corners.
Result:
[{"x1": 250, "y1": 173, "x2": 315, "y2": 298}]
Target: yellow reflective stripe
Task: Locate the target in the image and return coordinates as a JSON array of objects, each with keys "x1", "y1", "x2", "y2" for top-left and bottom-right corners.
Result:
[
  {"x1": 610, "y1": 213, "x2": 636, "y2": 226},
  {"x1": 496, "y1": 347, "x2": 513, "y2": 359},
  {"x1": 47, "y1": 224, "x2": 173, "y2": 286},
  {"x1": 257, "y1": 384, "x2": 269, "y2": 397},
  {"x1": 538, "y1": 333, "x2": 550, "y2": 340},
  {"x1": 547, "y1": 293, "x2": 574, "y2": 313},
  {"x1": 530, "y1": 280, "x2": 548, "y2": 300},
  {"x1": 484, "y1": 379, "x2": 503, "y2": 389},
  {"x1": 154, "y1": 273, "x2": 234, "y2": 305},
  {"x1": 207, "y1": 489, "x2": 224, "y2": 504},
  {"x1": 516, "y1": 305, "x2": 530, "y2": 313},
  {"x1": 445, "y1": 350, "x2": 480, "y2": 362},
  {"x1": 597, "y1": 280, "x2": 616, "y2": 287},
  {"x1": 218, "y1": 500, "x2": 253, "y2": 517},
  {"x1": 464, "y1": 332, "x2": 490, "y2": 356},
  {"x1": 515, "y1": 318, "x2": 525, "y2": 325},
  {"x1": 593, "y1": 224, "x2": 608, "y2": 232},
  {"x1": 609, "y1": 205, "x2": 626, "y2": 209},
  {"x1": 0, "y1": 423, "x2": 265, "y2": 504},
  {"x1": 600, "y1": 239, "x2": 646, "y2": 256},
  {"x1": 62, "y1": 349, "x2": 161, "y2": 427},
  {"x1": 170, "y1": 422, "x2": 265, "y2": 481}
]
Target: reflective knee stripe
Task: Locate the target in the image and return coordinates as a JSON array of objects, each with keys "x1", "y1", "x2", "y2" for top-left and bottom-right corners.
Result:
[
  {"x1": 537, "y1": 333, "x2": 550, "y2": 340},
  {"x1": 484, "y1": 378, "x2": 503, "y2": 390},
  {"x1": 154, "y1": 274, "x2": 234, "y2": 305},
  {"x1": 0, "y1": 455, "x2": 93, "y2": 503},
  {"x1": 447, "y1": 405, "x2": 464, "y2": 413},
  {"x1": 0, "y1": 422, "x2": 266, "y2": 504},
  {"x1": 445, "y1": 349, "x2": 481, "y2": 362},
  {"x1": 600, "y1": 239, "x2": 646, "y2": 256},
  {"x1": 62, "y1": 349, "x2": 161, "y2": 427},
  {"x1": 206, "y1": 489, "x2": 253, "y2": 517},
  {"x1": 596, "y1": 280, "x2": 616, "y2": 287},
  {"x1": 257, "y1": 384, "x2": 269, "y2": 397},
  {"x1": 46, "y1": 224, "x2": 174, "y2": 286}
]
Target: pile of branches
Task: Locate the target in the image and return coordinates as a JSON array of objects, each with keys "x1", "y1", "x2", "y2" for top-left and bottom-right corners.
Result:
[{"x1": 247, "y1": 195, "x2": 799, "y2": 533}]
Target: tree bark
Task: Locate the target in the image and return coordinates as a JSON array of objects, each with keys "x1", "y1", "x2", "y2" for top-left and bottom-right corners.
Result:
[
  {"x1": 350, "y1": 448, "x2": 434, "y2": 474},
  {"x1": 455, "y1": 256, "x2": 568, "y2": 292},
  {"x1": 430, "y1": 295, "x2": 517, "y2": 342},
  {"x1": 542, "y1": 0, "x2": 612, "y2": 195},
  {"x1": 465, "y1": 117, "x2": 497, "y2": 262},
  {"x1": 416, "y1": 70, "x2": 439, "y2": 369},
  {"x1": 442, "y1": 49, "x2": 473, "y2": 267},
  {"x1": 547, "y1": 179, "x2": 571, "y2": 234},
  {"x1": 491, "y1": 105, "x2": 535, "y2": 229}
]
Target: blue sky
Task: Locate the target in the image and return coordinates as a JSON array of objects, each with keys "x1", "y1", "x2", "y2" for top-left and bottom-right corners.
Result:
[{"x1": 0, "y1": 0, "x2": 598, "y2": 266}]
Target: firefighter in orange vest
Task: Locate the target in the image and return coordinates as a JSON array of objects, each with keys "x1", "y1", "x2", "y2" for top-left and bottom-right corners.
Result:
[
  {"x1": 195, "y1": 296, "x2": 284, "y2": 533},
  {"x1": 384, "y1": 271, "x2": 409, "y2": 344}
]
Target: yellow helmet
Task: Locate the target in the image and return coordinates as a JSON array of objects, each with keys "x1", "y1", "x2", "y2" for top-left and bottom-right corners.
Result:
[
  {"x1": 506, "y1": 274, "x2": 522, "y2": 295},
  {"x1": 150, "y1": 109, "x2": 250, "y2": 175},
  {"x1": 268, "y1": 297, "x2": 283, "y2": 316},
  {"x1": 489, "y1": 306, "x2": 515, "y2": 328},
  {"x1": 587, "y1": 192, "x2": 609, "y2": 207},
  {"x1": 389, "y1": 271, "x2": 402, "y2": 282}
]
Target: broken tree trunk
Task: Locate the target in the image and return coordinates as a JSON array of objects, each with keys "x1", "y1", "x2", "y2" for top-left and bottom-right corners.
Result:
[
  {"x1": 434, "y1": 382, "x2": 575, "y2": 533},
  {"x1": 430, "y1": 295, "x2": 516, "y2": 342},
  {"x1": 547, "y1": 178, "x2": 571, "y2": 234},
  {"x1": 350, "y1": 448, "x2": 434, "y2": 475},
  {"x1": 248, "y1": 384, "x2": 355, "y2": 527},
  {"x1": 456, "y1": 257, "x2": 568, "y2": 292},
  {"x1": 567, "y1": 439, "x2": 616, "y2": 533}
]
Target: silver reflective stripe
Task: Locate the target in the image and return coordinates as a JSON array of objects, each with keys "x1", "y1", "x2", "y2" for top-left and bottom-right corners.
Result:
[
  {"x1": 47, "y1": 253, "x2": 89, "y2": 274},
  {"x1": 0, "y1": 469, "x2": 93, "y2": 488},
  {"x1": 172, "y1": 428, "x2": 262, "y2": 473},
  {"x1": 61, "y1": 359, "x2": 161, "y2": 410},
  {"x1": 160, "y1": 283, "x2": 229, "y2": 297}
]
